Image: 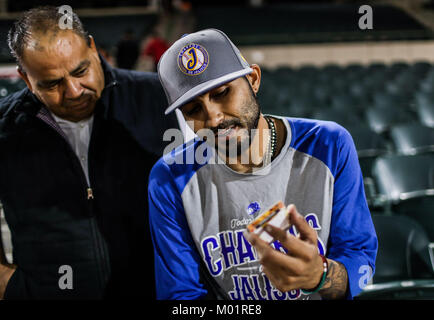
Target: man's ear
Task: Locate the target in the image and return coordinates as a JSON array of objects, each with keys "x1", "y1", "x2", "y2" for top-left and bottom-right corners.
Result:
[
  {"x1": 88, "y1": 35, "x2": 100, "y2": 56},
  {"x1": 88, "y1": 35, "x2": 101, "y2": 64},
  {"x1": 246, "y1": 64, "x2": 261, "y2": 95},
  {"x1": 17, "y1": 67, "x2": 33, "y2": 92},
  {"x1": 88, "y1": 35, "x2": 96, "y2": 50}
]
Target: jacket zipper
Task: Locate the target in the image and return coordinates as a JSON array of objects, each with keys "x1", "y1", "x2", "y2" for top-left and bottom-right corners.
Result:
[
  {"x1": 87, "y1": 188, "x2": 94, "y2": 200},
  {"x1": 87, "y1": 80, "x2": 117, "y2": 288},
  {"x1": 35, "y1": 114, "x2": 110, "y2": 294},
  {"x1": 86, "y1": 113, "x2": 111, "y2": 291}
]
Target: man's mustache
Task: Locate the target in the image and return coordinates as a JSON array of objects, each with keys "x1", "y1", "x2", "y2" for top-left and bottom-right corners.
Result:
[
  {"x1": 209, "y1": 119, "x2": 243, "y2": 135},
  {"x1": 64, "y1": 92, "x2": 93, "y2": 108}
]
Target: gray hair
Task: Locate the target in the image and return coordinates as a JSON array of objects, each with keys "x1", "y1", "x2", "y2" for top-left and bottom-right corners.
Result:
[{"x1": 7, "y1": 5, "x2": 90, "y2": 71}]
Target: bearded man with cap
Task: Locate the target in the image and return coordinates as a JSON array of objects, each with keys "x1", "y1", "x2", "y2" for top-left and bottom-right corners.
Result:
[{"x1": 149, "y1": 29, "x2": 378, "y2": 300}]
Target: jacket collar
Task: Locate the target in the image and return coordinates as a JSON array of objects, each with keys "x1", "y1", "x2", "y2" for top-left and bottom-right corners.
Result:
[
  {"x1": 98, "y1": 54, "x2": 118, "y2": 110},
  {"x1": 100, "y1": 54, "x2": 117, "y2": 87},
  {"x1": 7, "y1": 89, "x2": 44, "y2": 117}
]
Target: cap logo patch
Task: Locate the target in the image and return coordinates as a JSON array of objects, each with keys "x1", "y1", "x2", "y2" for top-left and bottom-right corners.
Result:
[{"x1": 178, "y1": 43, "x2": 209, "y2": 76}]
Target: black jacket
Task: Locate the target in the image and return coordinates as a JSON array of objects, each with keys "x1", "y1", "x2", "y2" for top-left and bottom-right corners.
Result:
[{"x1": 0, "y1": 58, "x2": 178, "y2": 299}]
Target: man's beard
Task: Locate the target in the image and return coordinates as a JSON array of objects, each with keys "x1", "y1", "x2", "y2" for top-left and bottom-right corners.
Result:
[{"x1": 211, "y1": 89, "x2": 261, "y2": 158}]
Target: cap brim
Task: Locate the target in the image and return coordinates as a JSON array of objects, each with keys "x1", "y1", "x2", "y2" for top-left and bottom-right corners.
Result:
[{"x1": 164, "y1": 67, "x2": 253, "y2": 115}]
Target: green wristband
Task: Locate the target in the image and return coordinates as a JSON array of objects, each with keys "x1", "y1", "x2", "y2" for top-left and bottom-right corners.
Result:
[{"x1": 301, "y1": 254, "x2": 328, "y2": 295}]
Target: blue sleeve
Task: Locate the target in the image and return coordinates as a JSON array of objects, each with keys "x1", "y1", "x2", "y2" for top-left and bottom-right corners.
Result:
[
  {"x1": 325, "y1": 127, "x2": 378, "y2": 299},
  {"x1": 148, "y1": 159, "x2": 208, "y2": 299}
]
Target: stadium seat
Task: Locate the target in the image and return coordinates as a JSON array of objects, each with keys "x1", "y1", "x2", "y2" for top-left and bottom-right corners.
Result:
[
  {"x1": 329, "y1": 76, "x2": 349, "y2": 92},
  {"x1": 348, "y1": 81, "x2": 369, "y2": 99},
  {"x1": 419, "y1": 77, "x2": 434, "y2": 94},
  {"x1": 356, "y1": 214, "x2": 434, "y2": 299},
  {"x1": 321, "y1": 64, "x2": 343, "y2": 76},
  {"x1": 410, "y1": 61, "x2": 432, "y2": 77},
  {"x1": 365, "y1": 105, "x2": 417, "y2": 134},
  {"x1": 372, "y1": 154, "x2": 434, "y2": 240},
  {"x1": 372, "y1": 91, "x2": 410, "y2": 110},
  {"x1": 390, "y1": 123, "x2": 434, "y2": 155},
  {"x1": 287, "y1": 95, "x2": 317, "y2": 118},
  {"x1": 346, "y1": 124, "x2": 390, "y2": 207},
  {"x1": 344, "y1": 63, "x2": 365, "y2": 74},
  {"x1": 296, "y1": 65, "x2": 319, "y2": 78},
  {"x1": 312, "y1": 84, "x2": 333, "y2": 105},
  {"x1": 330, "y1": 93, "x2": 365, "y2": 117},
  {"x1": 346, "y1": 124, "x2": 389, "y2": 173},
  {"x1": 366, "y1": 62, "x2": 387, "y2": 73},
  {"x1": 373, "y1": 214, "x2": 434, "y2": 282},
  {"x1": 387, "y1": 61, "x2": 410, "y2": 77},
  {"x1": 416, "y1": 102, "x2": 434, "y2": 128},
  {"x1": 311, "y1": 108, "x2": 360, "y2": 127}
]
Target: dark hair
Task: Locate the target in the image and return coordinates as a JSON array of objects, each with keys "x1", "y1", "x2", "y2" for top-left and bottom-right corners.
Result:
[{"x1": 7, "y1": 5, "x2": 90, "y2": 71}]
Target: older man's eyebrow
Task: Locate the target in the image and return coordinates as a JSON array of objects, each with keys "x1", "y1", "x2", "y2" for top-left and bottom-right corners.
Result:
[
  {"x1": 37, "y1": 77, "x2": 62, "y2": 88},
  {"x1": 36, "y1": 59, "x2": 91, "y2": 88},
  {"x1": 70, "y1": 59, "x2": 90, "y2": 75}
]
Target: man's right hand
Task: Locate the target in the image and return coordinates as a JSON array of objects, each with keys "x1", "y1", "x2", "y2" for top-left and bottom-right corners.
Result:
[{"x1": 0, "y1": 264, "x2": 16, "y2": 299}]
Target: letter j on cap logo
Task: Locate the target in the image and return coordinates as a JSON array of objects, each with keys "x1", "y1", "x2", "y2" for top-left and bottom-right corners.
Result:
[{"x1": 178, "y1": 44, "x2": 209, "y2": 76}]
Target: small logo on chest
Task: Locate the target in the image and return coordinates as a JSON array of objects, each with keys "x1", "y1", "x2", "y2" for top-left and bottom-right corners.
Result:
[{"x1": 246, "y1": 201, "x2": 260, "y2": 215}]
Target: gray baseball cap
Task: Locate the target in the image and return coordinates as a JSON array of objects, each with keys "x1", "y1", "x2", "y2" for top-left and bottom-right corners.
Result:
[{"x1": 158, "y1": 28, "x2": 253, "y2": 115}]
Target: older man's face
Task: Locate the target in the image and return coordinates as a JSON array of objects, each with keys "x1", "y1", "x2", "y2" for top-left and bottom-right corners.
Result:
[{"x1": 19, "y1": 30, "x2": 105, "y2": 122}]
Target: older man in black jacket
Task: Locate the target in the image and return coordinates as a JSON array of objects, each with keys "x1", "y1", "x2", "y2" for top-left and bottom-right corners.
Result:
[{"x1": 0, "y1": 6, "x2": 177, "y2": 299}]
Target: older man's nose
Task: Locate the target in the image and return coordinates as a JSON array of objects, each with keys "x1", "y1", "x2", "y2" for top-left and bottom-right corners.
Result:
[{"x1": 64, "y1": 78, "x2": 84, "y2": 100}]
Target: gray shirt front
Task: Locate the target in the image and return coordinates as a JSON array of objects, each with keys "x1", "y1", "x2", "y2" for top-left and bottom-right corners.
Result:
[{"x1": 181, "y1": 117, "x2": 331, "y2": 299}]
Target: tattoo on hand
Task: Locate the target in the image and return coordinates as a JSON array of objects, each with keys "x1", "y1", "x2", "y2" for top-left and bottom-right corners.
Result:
[{"x1": 319, "y1": 259, "x2": 348, "y2": 300}]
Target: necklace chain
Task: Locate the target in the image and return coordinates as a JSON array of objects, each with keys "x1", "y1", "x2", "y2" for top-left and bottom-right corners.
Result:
[{"x1": 264, "y1": 116, "x2": 277, "y2": 160}]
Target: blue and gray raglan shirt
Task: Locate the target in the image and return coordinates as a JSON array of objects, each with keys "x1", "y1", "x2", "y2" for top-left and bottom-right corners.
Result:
[{"x1": 148, "y1": 116, "x2": 378, "y2": 300}]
